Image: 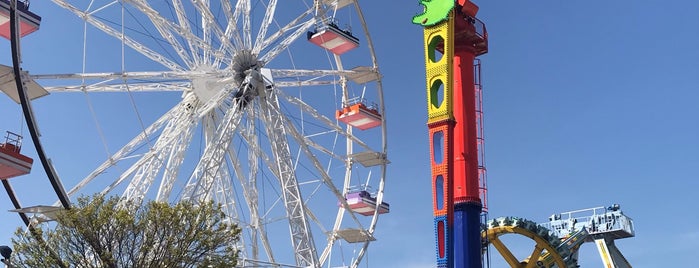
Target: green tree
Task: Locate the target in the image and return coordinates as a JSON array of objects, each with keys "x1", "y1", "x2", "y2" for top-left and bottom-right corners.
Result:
[{"x1": 11, "y1": 195, "x2": 240, "y2": 268}]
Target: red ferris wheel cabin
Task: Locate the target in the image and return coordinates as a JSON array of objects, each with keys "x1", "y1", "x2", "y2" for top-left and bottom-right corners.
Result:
[
  {"x1": 0, "y1": 131, "x2": 33, "y2": 180},
  {"x1": 0, "y1": 0, "x2": 41, "y2": 40},
  {"x1": 336, "y1": 98, "x2": 382, "y2": 130}
]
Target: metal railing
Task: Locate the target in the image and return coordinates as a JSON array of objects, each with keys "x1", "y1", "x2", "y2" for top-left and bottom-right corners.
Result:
[
  {"x1": 540, "y1": 205, "x2": 635, "y2": 239},
  {"x1": 2, "y1": 131, "x2": 23, "y2": 152}
]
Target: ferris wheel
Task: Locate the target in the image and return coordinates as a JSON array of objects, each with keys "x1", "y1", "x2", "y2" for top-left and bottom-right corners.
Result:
[{"x1": 15, "y1": 0, "x2": 389, "y2": 267}]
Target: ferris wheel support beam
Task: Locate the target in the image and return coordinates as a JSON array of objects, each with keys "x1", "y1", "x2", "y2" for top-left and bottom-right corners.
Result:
[
  {"x1": 259, "y1": 89, "x2": 318, "y2": 267},
  {"x1": 224, "y1": 142, "x2": 276, "y2": 263}
]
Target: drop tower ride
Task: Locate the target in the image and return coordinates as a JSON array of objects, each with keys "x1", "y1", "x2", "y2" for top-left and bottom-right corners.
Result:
[{"x1": 413, "y1": 0, "x2": 488, "y2": 267}]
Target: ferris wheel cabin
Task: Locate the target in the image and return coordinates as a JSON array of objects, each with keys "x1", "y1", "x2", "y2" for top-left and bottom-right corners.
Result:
[
  {"x1": 0, "y1": 0, "x2": 41, "y2": 40},
  {"x1": 336, "y1": 98, "x2": 382, "y2": 130},
  {"x1": 307, "y1": 20, "x2": 359, "y2": 55},
  {"x1": 339, "y1": 190, "x2": 389, "y2": 216},
  {"x1": 0, "y1": 132, "x2": 33, "y2": 180}
]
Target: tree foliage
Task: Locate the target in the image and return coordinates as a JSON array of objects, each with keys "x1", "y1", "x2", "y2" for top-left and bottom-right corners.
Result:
[{"x1": 11, "y1": 195, "x2": 240, "y2": 268}]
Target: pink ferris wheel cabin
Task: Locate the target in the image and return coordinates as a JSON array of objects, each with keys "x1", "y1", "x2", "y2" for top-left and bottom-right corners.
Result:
[
  {"x1": 0, "y1": 0, "x2": 41, "y2": 40},
  {"x1": 339, "y1": 190, "x2": 390, "y2": 216},
  {"x1": 307, "y1": 19, "x2": 359, "y2": 55}
]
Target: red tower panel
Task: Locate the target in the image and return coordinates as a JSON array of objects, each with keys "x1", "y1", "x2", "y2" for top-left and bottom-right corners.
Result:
[
  {"x1": 429, "y1": 120, "x2": 455, "y2": 215},
  {"x1": 452, "y1": 50, "x2": 480, "y2": 204}
]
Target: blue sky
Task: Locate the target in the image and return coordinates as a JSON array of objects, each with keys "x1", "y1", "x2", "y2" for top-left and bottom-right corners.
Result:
[{"x1": 1, "y1": 1, "x2": 698, "y2": 267}]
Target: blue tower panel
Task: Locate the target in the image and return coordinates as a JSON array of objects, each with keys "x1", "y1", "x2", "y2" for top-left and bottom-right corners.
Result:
[
  {"x1": 434, "y1": 215, "x2": 452, "y2": 266},
  {"x1": 453, "y1": 202, "x2": 482, "y2": 268}
]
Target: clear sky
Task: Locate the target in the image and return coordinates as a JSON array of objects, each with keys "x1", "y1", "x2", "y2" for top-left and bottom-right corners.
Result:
[{"x1": 1, "y1": 1, "x2": 698, "y2": 267}]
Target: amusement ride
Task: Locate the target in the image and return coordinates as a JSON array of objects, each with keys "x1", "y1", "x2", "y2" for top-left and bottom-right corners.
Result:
[
  {"x1": 412, "y1": 0, "x2": 635, "y2": 267},
  {"x1": 1, "y1": 0, "x2": 388, "y2": 267},
  {"x1": 0, "y1": 0, "x2": 635, "y2": 267}
]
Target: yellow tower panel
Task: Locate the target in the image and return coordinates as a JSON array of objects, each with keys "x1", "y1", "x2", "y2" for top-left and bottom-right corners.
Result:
[{"x1": 423, "y1": 12, "x2": 454, "y2": 123}]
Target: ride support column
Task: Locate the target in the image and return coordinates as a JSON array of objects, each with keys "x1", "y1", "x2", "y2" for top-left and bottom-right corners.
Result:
[
  {"x1": 452, "y1": 27, "x2": 482, "y2": 268},
  {"x1": 451, "y1": 3, "x2": 488, "y2": 267}
]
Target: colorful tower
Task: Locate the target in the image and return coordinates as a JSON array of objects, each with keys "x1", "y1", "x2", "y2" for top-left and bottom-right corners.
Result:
[{"x1": 415, "y1": 0, "x2": 488, "y2": 267}]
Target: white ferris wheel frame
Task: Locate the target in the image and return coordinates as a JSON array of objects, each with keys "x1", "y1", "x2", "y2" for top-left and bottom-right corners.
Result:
[{"x1": 29, "y1": 0, "x2": 389, "y2": 267}]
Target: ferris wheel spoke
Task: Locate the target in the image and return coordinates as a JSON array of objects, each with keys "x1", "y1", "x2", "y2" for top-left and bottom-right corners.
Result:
[
  {"x1": 201, "y1": 113, "x2": 241, "y2": 225},
  {"x1": 219, "y1": 0, "x2": 245, "y2": 51},
  {"x1": 33, "y1": 70, "x2": 225, "y2": 82},
  {"x1": 270, "y1": 67, "x2": 381, "y2": 87},
  {"x1": 252, "y1": 0, "x2": 277, "y2": 54},
  {"x1": 267, "y1": 69, "x2": 353, "y2": 88},
  {"x1": 51, "y1": 0, "x2": 186, "y2": 72},
  {"x1": 60, "y1": 103, "x2": 182, "y2": 201},
  {"x1": 190, "y1": 0, "x2": 236, "y2": 64},
  {"x1": 121, "y1": 97, "x2": 200, "y2": 203},
  {"x1": 180, "y1": 100, "x2": 246, "y2": 202},
  {"x1": 124, "y1": 0, "x2": 197, "y2": 69},
  {"x1": 276, "y1": 89, "x2": 375, "y2": 152},
  {"x1": 240, "y1": 0, "x2": 252, "y2": 48},
  {"x1": 270, "y1": 68, "x2": 362, "y2": 79},
  {"x1": 277, "y1": 80, "x2": 343, "y2": 87},
  {"x1": 155, "y1": 99, "x2": 201, "y2": 202},
  {"x1": 169, "y1": 0, "x2": 200, "y2": 67},
  {"x1": 123, "y1": 0, "x2": 232, "y2": 65},
  {"x1": 259, "y1": 19, "x2": 316, "y2": 63},
  {"x1": 99, "y1": 129, "x2": 197, "y2": 202},
  {"x1": 44, "y1": 82, "x2": 190, "y2": 93},
  {"x1": 255, "y1": 8, "x2": 314, "y2": 55}
]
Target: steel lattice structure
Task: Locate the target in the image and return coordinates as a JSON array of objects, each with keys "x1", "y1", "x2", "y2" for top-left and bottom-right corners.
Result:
[{"x1": 7, "y1": 0, "x2": 390, "y2": 267}]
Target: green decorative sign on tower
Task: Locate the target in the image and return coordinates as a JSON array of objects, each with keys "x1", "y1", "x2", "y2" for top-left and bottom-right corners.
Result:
[{"x1": 412, "y1": 0, "x2": 454, "y2": 26}]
